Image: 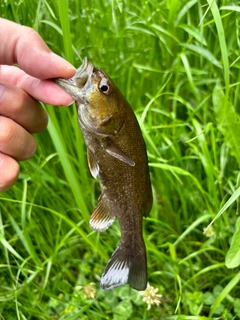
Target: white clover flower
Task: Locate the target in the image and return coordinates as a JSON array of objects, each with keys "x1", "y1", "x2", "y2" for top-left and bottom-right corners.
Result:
[
  {"x1": 203, "y1": 226, "x2": 215, "y2": 237},
  {"x1": 139, "y1": 283, "x2": 163, "y2": 310},
  {"x1": 75, "y1": 282, "x2": 97, "y2": 299}
]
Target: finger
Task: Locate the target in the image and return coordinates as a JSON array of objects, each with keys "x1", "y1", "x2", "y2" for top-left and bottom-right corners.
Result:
[
  {"x1": 0, "y1": 153, "x2": 20, "y2": 192},
  {"x1": 0, "y1": 82, "x2": 48, "y2": 133},
  {"x1": 0, "y1": 117, "x2": 37, "y2": 161},
  {"x1": 0, "y1": 18, "x2": 76, "y2": 79},
  {"x1": 0, "y1": 65, "x2": 74, "y2": 106}
]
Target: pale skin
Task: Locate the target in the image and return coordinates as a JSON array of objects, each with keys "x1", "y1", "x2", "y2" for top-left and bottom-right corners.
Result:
[{"x1": 0, "y1": 18, "x2": 76, "y2": 192}]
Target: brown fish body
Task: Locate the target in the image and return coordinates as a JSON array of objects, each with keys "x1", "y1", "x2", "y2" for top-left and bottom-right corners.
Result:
[{"x1": 56, "y1": 58, "x2": 152, "y2": 290}]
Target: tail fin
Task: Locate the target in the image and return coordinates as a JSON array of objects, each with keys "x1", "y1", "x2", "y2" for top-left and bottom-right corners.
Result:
[{"x1": 100, "y1": 245, "x2": 147, "y2": 291}]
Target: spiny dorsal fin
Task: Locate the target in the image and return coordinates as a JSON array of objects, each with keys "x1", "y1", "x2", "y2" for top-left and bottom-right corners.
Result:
[
  {"x1": 90, "y1": 196, "x2": 115, "y2": 232},
  {"x1": 87, "y1": 148, "x2": 99, "y2": 178}
]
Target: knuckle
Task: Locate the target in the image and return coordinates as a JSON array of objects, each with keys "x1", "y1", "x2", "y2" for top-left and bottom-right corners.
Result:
[
  {"x1": 22, "y1": 26, "x2": 38, "y2": 38},
  {"x1": 0, "y1": 82, "x2": 48, "y2": 134}
]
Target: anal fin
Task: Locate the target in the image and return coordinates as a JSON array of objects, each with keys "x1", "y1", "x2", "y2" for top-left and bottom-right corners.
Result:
[{"x1": 90, "y1": 196, "x2": 115, "y2": 232}]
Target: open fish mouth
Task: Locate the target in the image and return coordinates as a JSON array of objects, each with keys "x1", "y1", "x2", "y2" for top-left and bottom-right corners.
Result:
[{"x1": 55, "y1": 57, "x2": 93, "y2": 104}]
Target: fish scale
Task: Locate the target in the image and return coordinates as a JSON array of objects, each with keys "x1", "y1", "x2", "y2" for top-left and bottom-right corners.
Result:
[{"x1": 55, "y1": 57, "x2": 152, "y2": 290}]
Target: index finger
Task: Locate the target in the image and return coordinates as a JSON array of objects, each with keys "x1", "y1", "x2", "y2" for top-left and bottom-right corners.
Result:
[{"x1": 0, "y1": 18, "x2": 76, "y2": 80}]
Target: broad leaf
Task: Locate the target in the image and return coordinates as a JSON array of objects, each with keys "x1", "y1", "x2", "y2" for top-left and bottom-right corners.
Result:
[{"x1": 226, "y1": 217, "x2": 240, "y2": 268}]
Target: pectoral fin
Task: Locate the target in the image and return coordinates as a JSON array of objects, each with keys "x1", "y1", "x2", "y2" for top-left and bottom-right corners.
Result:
[
  {"x1": 90, "y1": 196, "x2": 115, "y2": 232},
  {"x1": 87, "y1": 148, "x2": 99, "y2": 178},
  {"x1": 103, "y1": 140, "x2": 135, "y2": 167}
]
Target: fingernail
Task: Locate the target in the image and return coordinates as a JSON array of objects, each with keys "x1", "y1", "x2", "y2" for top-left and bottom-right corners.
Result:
[
  {"x1": 59, "y1": 95, "x2": 75, "y2": 106},
  {"x1": 50, "y1": 52, "x2": 76, "y2": 72},
  {"x1": 66, "y1": 99, "x2": 75, "y2": 106}
]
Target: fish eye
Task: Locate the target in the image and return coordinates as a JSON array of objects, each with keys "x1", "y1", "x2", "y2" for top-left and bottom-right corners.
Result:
[{"x1": 98, "y1": 79, "x2": 112, "y2": 95}]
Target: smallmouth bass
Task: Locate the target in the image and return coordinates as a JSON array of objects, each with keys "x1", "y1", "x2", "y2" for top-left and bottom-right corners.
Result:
[{"x1": 55, "y1": 58, "x2": 152, "y2": 290}]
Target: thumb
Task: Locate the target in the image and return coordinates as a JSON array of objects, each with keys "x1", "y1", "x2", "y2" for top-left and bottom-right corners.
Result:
[{"x1": 0, "y1": 18, "x2": 75, "y2": 79}]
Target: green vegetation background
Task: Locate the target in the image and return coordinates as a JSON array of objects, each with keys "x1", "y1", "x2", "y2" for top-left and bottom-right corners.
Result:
[{"x1": 1, "y1": 0, "x2": 240, "y2": 319}]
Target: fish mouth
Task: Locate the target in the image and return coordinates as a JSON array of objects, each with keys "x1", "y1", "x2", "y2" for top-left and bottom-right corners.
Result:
[{"x1": 55, "y1": 57, "x2": 93, "y2": 104}]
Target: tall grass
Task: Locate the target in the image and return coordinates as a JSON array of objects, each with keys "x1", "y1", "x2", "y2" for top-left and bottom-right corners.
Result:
[{"x1": 1, "y1": 0, "x2": 240, "y2": 319}]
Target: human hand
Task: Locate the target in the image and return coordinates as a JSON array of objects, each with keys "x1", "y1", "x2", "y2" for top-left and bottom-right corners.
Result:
[{"x1": 0, "y1": 18, "x2": 76, "y2": 192}]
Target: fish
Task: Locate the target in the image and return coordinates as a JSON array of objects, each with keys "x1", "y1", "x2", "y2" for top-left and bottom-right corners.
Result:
[{"x1": 55, "y1": 58, "x2": 152, "y2": 291}]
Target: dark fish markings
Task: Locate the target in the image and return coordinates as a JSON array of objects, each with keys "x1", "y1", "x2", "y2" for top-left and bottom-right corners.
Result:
[{"x1": 56, "y1": 58, "x2": 152, "y2": 290}]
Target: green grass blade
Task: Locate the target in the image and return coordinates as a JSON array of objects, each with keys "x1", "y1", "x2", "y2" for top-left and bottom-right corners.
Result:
[
  {"x1": 1, "y1": 0, "x2": 240, "y2": 317},
  {"x1": 46, "y1": 108, "x2": 89, "y2": 222},
  {"x1": 204, "y1": 186, "x2": 240, "y2": 234},
  {"x1": 209, "y1": 272, "x2": 240, "y2": 317},
  {"x1": 213, "y1": 85, "x2": 240, "y2": 166},
  {"x1": 182, "y1": 44, "x2": 222, "y2": 68},
  {"x1": 173, "y1": 214, "x2": 211, "y2": 247},
  {"x1": 206, "y1": 0, "x2": 229, "y2": 97},
  {"x1": 57, "y1": 0, "x2": 74, "y2": 63}
]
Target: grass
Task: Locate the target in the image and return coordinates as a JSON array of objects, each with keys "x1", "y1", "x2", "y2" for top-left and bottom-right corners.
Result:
[{"x1": 1, "y1": 0, "x2": 240, "y2": 319}]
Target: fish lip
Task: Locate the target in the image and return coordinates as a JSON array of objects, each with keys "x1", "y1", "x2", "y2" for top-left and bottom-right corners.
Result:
[
  {"x1": 75, "y1": 57, "x2": 93, "y2": 78},
  {"x1": 55, "y1": 57, "x2": 94, "y2": 104},
  {"x1": 55, "y1": 78, "x2": 86, "y2": 104}
]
